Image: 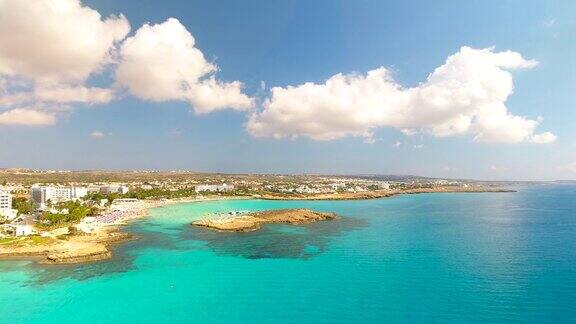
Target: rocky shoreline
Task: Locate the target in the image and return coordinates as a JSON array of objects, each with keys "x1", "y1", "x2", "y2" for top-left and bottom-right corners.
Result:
[
  {"x1": 192, "y1": 208, "x2": 338, "y2": 232},
  {"x1": 0, "y1": 228, "x2": 134, "y2": 264},
  {"x1": 259, "y1": 186, "x2": 514, "y2": 200}
]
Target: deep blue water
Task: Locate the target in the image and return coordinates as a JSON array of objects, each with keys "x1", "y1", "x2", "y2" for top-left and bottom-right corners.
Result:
[{"x1": 1, "y1": 185, "x2": 575, "y2": 323}]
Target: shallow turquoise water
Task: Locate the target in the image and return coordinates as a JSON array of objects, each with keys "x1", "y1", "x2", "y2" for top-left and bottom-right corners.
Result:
[{"x1": 1, "y1": 185, "x2": 575, "y2": 323}]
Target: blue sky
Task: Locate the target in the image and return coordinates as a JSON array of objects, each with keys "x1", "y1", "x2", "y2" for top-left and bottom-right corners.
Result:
[{"x1": 0, "y1": 0, "x2": 574, "y2": 180}]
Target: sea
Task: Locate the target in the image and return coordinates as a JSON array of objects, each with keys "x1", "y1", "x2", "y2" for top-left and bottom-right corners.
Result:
[{"x1": 1, "y1": 184, "x2": 575, "y2": 323}]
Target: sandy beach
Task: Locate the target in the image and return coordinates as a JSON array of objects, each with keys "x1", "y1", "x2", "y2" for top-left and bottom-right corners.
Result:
[{"x1": 90, "y1": 196, "x2": 253, "y2": 226}]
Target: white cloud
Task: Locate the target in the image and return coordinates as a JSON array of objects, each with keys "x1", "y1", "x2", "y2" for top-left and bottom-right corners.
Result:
[
  {"x1": 1, "y1": 86, "x2": 115, "y2": 107},
  {"x1": 0, "y1": 91, "x2": 31, "y2": 107},
  {"x1": 529, "y1": 131, "x2": 557, "y2": 144},
  {"x1": 0, "y1": 109, "x2": 56, "y2": 126},
  {"x1": 247, "y1": 47, "x2": 554, "y2": 144},
  {"x1": 35, "y1": 86, "x2": 115, "y2": 104},
  {"x1": 116, "y1": 18, "x2": 253, "y2": 114},
  {"x1": 0, "y1": 0, "x2": 129, "y2": 84},
  {"x1": 401, "y1": 129, "x2": 418, "y2": 136},
  {"x1": 90, "y1": 131, "x2": 106, "y2": 139},
  {"x1": 0, "y1": 0, "x2": 129, "y2": 124}
]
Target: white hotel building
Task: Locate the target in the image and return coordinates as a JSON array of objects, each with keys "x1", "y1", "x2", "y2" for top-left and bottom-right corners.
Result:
[
  {"x1": 89, "y1": 184, "x2": 130, "y2": 195},
  {"x1": 100, "y1": 184, "x2": 129, "y2": 195},
  {"x1": 31, "y1": 186, "x2": 88, "y2": 209},
  {"x1": 195, "y1": 183, "x2": 235, "y2": 193},
  {"x1": 0, "y1": 190, "x2": 18, "y2": 221}
]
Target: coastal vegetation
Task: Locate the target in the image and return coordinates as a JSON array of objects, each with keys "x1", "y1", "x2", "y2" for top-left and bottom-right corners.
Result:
[
  {"x1": 125, "y1": 188, "x2": 198, "y2": 199},
  {"x1": 12, "y1": 197, "x2": 34, "y2": 216},
  {"x1": 83, "y1": 191, "x2": 119, "y2": 205},
  {"x1": 0, "y1": 235, "x2": 58, "y2": 247},
  {"x1": 37, "y1": 201, "x2": 96, "y2": 229},
  {"x1": 122, "y1": 187, "x2": 253, "y2": 200}
]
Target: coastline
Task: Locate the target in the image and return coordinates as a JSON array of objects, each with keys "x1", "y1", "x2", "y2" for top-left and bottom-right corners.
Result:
[
  {"x1": 0, "y1": 196, "x2": 251, "y2": 264},
  {"x1": 258, "y1": 186, "x2": 515, "y2": 200},
  {"x1": 0, "y1": 187, "x2": 512, "y2": 265}
]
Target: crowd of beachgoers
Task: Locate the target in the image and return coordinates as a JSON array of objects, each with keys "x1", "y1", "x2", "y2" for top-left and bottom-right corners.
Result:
[
  {"x1": 93, "y1": 209, "x2": 145, "y2": 225},
  {"x1": 90, "y1": 196, "x2": 245, "y2": 227}
]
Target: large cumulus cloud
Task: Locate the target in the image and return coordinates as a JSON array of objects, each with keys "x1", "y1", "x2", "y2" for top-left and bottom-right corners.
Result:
[
  {"x1": 115, "y1": 18, "x2": 253, "y2": 114},
  {"x1": 0, "y1": 1, "x2": 252, "y2": 126},
  {"x1": 0, "y1": 0, "x2": 130, "y2": 125},
  {"x1": 247, "y1": 47, "x2": 555, "y2": 144}
]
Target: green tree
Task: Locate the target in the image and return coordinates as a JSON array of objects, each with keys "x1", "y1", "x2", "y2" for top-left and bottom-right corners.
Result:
[
  {"x1": 12, "y1": 197, "x2": 34, "y2": 215},
  {"x1": 37, "y1": 200, "x2": 92, "y2": 228},
  {"x1": 367, "y1": 184, "x2": 380, "y2": 191}
]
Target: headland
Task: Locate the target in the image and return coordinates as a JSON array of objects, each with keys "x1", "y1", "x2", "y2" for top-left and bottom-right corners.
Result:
[{"x1": 193, "y1": 208, "x2": 338, "y2": 232}]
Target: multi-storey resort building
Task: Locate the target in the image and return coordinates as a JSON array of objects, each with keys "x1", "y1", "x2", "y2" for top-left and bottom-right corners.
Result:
[{"x1": 0, "y1": 190, "x2": 18, "y2": 221}]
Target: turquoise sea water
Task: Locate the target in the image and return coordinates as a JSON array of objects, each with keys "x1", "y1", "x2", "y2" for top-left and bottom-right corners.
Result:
[{"x1": 1, "y1": 185, "x2": 575, "y2": 323}]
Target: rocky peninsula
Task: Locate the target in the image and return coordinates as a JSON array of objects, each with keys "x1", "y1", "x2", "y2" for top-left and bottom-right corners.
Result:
[
  {"x1": 192, "y1": 208, "x2": 338, "y2": 232},
  {"x1": 0, "y1": 227, "x2": 133, "y2": 264}
]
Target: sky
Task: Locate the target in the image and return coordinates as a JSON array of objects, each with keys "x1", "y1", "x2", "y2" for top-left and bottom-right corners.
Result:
[{"x1": 0, "y1": 0, "x2": 574, "y2": 180}]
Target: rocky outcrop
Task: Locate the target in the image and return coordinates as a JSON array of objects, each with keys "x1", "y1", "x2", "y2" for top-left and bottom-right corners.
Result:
[
  {"x1": 44, "y1": 244, "x2": 112, "y2": 264},
  {"x1": 0, "y1": 228, "x2": 134, "y2": 265},
  {"x1": 193, "y1": 208, "x2": 338, "y2": 232}
]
